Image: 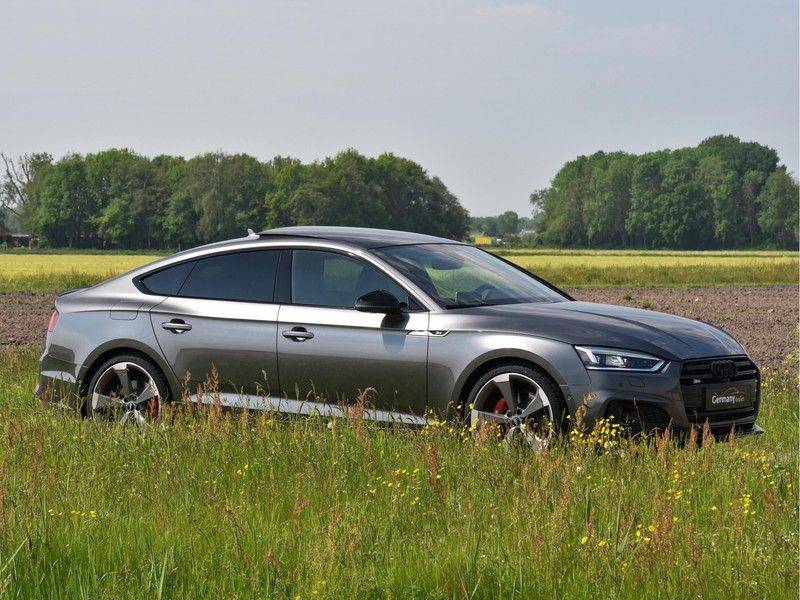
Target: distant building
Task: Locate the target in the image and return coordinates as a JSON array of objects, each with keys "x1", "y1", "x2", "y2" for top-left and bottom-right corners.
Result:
[
  {"x1": 473, "y1": 234, "x2": 493, "y2": 245},
  {"x1": 0, "y1": 224, "x2": 32, "y2": 247}
]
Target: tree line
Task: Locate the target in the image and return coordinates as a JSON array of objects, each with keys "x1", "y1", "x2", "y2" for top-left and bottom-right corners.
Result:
[
  {"x1": 530, "y1": 135, "x2": 798, "y2": 249},
  {"x1": 2, "y1": 134, "x2": 796, "y2": 250},
  {"x1": 470, "y1": 212, "x2": 536, "y2": 238},
  {"x1": 0, "y1": 149, "x2": 470, "y2": 248}
]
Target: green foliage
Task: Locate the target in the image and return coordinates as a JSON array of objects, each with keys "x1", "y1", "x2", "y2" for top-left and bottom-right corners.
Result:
[
  {"x1": 757, "y1": 167, "x2": 800, "y2": 248},
  {"x1": 538, "y1": 157, "x2": 590, "y2": 246},
  {"x1": 14, "y1": 149, "x2": 470, "y2": 249},
  {"x1": 28, "y1": 154, "x2": 94, "y2": 247},
  {"x1": 163, "y1": 153, "x2": 273, "y2": 248},
  {"x1": 535, "y1": 135, "x2": 797, "y2": 249},
  {"x1": 471, "y1": 212, "x2": 537, "y2": 239},
  {"x1": 267, "y1": 151, "x2": 470, "y2": 240},
  {"x1": 0, "y1": 348, "x2": 796, "y2": 597}
]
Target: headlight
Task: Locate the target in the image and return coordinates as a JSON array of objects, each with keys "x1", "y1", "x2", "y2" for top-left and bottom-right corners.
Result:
[{"x1": 575, "y1": 346, "x2": 666, "y2": 372}]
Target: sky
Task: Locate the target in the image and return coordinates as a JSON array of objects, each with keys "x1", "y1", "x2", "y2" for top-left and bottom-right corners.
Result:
[{"x1": 1, "y1": 1, "x2": 797, "y2": 216}]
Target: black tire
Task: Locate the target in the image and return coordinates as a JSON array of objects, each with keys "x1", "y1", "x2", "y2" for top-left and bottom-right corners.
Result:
[
  {"x1": 465, "y1": 362, "x2": 568, "y2": 434},
  {"x1": 84, "y1": 354, "x2": 170, "y2": 422}
]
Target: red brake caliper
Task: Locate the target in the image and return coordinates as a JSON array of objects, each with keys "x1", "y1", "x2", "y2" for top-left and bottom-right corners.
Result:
[{"x1": 494, "y1": 398, "x2": 508, "y2": 414}]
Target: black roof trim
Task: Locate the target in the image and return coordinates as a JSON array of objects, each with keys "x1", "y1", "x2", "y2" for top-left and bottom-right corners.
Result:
[{"x1": 257, "y1": 226, "x2": 462, "y2": 249}]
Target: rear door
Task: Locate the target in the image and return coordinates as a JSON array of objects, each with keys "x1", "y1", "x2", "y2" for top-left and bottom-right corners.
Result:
[
  {"x1": 276, "y1": 249, "x2": 429, "y2": 417},
  {"x1": 148, "y1": 249, "x2": 282, "y2": 399}
]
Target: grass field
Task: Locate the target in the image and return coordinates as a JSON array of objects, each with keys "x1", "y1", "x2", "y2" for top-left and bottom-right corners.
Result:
[
  {"x1": 0, "y1": 348, "x2": 796, "y2": 598},
  {"x1": 494, "y1": 249, "x2": 799, "y2": 257},
  {"x1": 1, "y1": 249, "x2": 797, "y2": 291},
  {"x1": 0, "y1": 253, "x2": 164, "y2": 292}
]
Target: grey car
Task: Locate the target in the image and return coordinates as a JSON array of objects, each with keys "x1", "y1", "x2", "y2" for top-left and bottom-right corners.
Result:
[{"x1": 37, "y1": 226, "x2": 762, "y2": 439}]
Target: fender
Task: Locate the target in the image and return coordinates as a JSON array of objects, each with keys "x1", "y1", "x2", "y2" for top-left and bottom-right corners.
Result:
[
  {"x1": 426, "y1": 330, "x2": 590, "y2": 417},
  {"x1": 450, "y1": 346, "x2": 568, "y2": 409},
  {"x1": 78, "y1": 338, "x2": 183, "y2": 400}
]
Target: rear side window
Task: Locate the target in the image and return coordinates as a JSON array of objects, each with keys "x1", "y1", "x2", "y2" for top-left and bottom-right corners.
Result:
[
  {"x1": 140, "y1": 261, "x2": 195, "y2": 296},
  {"x1": 178, "y1": 250, "x2": 280, "y2": 302}
]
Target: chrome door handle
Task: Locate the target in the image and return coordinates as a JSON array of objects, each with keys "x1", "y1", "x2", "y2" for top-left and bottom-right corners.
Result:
[
  {"x1": 162, "y1": 320, "x2": 192, "y2": 333},
  {"x1": 282, "y1": 327, "x2": 314, "y2": 341}
]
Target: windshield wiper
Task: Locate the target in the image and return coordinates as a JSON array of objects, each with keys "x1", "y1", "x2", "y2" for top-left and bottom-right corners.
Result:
[
  {"x1": 444, "y1": 300, "x2": 490, "y2": 309},
  {"x1": 444, "y1": 298, "x2": 531, "y2": 309}
]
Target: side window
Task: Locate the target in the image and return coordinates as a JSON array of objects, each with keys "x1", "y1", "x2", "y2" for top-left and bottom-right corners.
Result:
[
  {"x1": 291, "y1": 250, "x2": 412, "y2": 309},
  {"x1": 140, "y1": 261, "x2": 195, "y2": 296},
  {"x1": 178, "y1": 250, "x2": 280, "y2": 302}
]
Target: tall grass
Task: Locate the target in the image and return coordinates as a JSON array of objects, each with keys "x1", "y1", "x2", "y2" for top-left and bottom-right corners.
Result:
[{"x1": 0, "y1": 348, "x2": 796, "y2": 598}]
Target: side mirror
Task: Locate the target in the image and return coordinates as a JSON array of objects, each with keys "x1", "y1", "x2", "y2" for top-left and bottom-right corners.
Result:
[{"x1": 355, "y1": 290, "x2": 402, "y2": 314}]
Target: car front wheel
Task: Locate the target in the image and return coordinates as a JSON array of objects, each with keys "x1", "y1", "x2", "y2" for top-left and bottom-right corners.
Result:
[{"x1": 466, "y1": 363, "x2": 566, "y2": 449}]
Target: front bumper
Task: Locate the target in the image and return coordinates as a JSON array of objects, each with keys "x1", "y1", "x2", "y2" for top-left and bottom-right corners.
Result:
[{"x1": 561, "y1": 357, "x2": 763, "y2": 438}]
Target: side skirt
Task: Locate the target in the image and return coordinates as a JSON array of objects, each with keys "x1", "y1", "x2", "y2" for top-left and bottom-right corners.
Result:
[{"x1": 190, "y1": 392, "x2": 429, "y2": 426}]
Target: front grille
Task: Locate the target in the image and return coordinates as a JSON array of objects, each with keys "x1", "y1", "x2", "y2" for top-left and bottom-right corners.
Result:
[
  {"x1": 680, "y1": 356, "x2": 759, "y2": 426},
  {"x1": 680, "y1": 356, "x2": 759, "y2": 386}
]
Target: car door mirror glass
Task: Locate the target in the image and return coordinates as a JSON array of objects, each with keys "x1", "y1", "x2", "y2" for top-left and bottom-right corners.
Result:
[{"x1": 354, "y1": 290, "x2": 402, "y2": 314}]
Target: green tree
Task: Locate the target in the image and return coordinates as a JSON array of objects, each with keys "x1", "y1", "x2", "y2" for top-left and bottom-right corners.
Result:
[
  {"x1": 583, "y1": 152, "x2": 634, "y2": 246},
  {"x1": 538, "y1": 156, "x2": 593, "y2": 246},
  {"x1": 86, "y1": 149, "x2": 161, "y2": 248},
  {"x1": 536, "y1": 135, "x2": 789, "y2": 249},
  {"x1": 656, "y1": 151, "x2": 713, "y2": 248},
  {"x1": 167, "y1": 153, "x2": 274, "y2": 246},
  {"x1": 494, "y1": 211, "x2": 520, "y2": 237},
  {"x1": 29, "y1": 154, "x2": 94, "y2": 247},
  {"x1": 471, "y1": 216, "x2": 499, "y2": 236},
  {"x1": 757, "y1": 167, "x2": 799, "y2": 248},
  {"x1": 695, "y1": 135, "x2": 778, "y2": 246},
  {"x1": 265, "y1": 150, "x2": 469, "y2": 240},
  {"x1": 626, "y1": 151, "x2": 670, "y2": 247}
]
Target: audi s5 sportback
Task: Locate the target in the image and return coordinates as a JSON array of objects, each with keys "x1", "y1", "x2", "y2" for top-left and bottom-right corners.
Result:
[{"x1": 37, "y1": 227, "x2": 762, "y2": 440}]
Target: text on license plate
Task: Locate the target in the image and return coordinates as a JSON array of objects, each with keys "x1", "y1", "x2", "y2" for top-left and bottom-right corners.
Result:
[{"x1": 704, "y1": 382, "x2": 755, "y2": 411}]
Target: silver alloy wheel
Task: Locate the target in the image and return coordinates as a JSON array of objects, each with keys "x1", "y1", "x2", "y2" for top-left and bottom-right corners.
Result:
[
  {"x1": 90, "y1": 361, "x2": 160, "y2": 426},
  {"x1": 470, "y1": 372, "x2": 554, "y2": 450}
]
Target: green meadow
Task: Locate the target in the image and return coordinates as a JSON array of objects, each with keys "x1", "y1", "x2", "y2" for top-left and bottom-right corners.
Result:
[{"x1": 0, "y1": 348, "x2": 796, "y2": 598}]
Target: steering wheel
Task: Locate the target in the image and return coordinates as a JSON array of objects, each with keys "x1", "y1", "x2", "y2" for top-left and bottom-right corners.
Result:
[{"x1": 471, "y1": 283, "x2": 501, "y2": 301}]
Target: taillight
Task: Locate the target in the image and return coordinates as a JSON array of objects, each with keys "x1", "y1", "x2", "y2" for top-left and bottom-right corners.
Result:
[{"x1": 47, "y1": 310, "x2": 59, "y2": 333}]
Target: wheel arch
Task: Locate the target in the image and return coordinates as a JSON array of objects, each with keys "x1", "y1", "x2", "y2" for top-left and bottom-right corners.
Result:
[
  {"x1": 78, "y1": 339, "x2": 180, "y2": 399},
  {"x1": 452, "y1": 350, "x2": 568, "y2": 417}
]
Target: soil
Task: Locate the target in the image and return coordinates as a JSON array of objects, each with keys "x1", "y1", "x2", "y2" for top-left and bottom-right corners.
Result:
[
  {"x1": 1, "y1": 286, "x2": 797, "y2": 369},
  {"x1": 2, "y1": 291, "x2": 55, "y2": 351},
  {"x1": 571, "y1": 286, "x2": 798, "y2": 370}
]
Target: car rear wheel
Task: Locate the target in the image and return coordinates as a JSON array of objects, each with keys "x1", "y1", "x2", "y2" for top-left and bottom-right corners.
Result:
[
  {"x1": 466, "y1": 363, "x2": 566, "y2": 450},
  {"x1": 85, "y1": 355, "x2": 168, "y2": 426}
]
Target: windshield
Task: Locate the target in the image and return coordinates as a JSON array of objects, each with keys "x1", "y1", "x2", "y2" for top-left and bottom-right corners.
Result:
[{"x1": 374, "y1": 244, "x2": 567, "y2": 308}]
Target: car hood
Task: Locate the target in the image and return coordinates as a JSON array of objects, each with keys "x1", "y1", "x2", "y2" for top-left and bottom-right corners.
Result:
[{"x1": 441, "y1": 300, "x2": 745, "y2": 361}]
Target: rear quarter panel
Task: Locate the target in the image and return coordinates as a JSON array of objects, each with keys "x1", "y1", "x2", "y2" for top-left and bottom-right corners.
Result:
[{"x1": 46, "y1": 283, "x2": 178, "y2": 397}]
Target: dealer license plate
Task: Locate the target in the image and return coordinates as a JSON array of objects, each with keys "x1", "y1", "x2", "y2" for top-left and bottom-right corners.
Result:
[{"x1": 704, "y1": 382, "x2": 754, "y2": 412}]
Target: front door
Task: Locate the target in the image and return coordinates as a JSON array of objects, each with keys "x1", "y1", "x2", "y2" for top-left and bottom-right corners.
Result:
[
  {"x1": 149, "y1": 249, "x2": 281, "y2": 401},
  {"x1": 277, "y1": 249, "x2": 429, "y2": 418}
]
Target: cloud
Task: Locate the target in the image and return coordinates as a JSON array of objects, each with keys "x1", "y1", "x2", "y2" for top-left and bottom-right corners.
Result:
[{"x1": 472, "y1": 2, "x2": 572, "y2": 25}]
